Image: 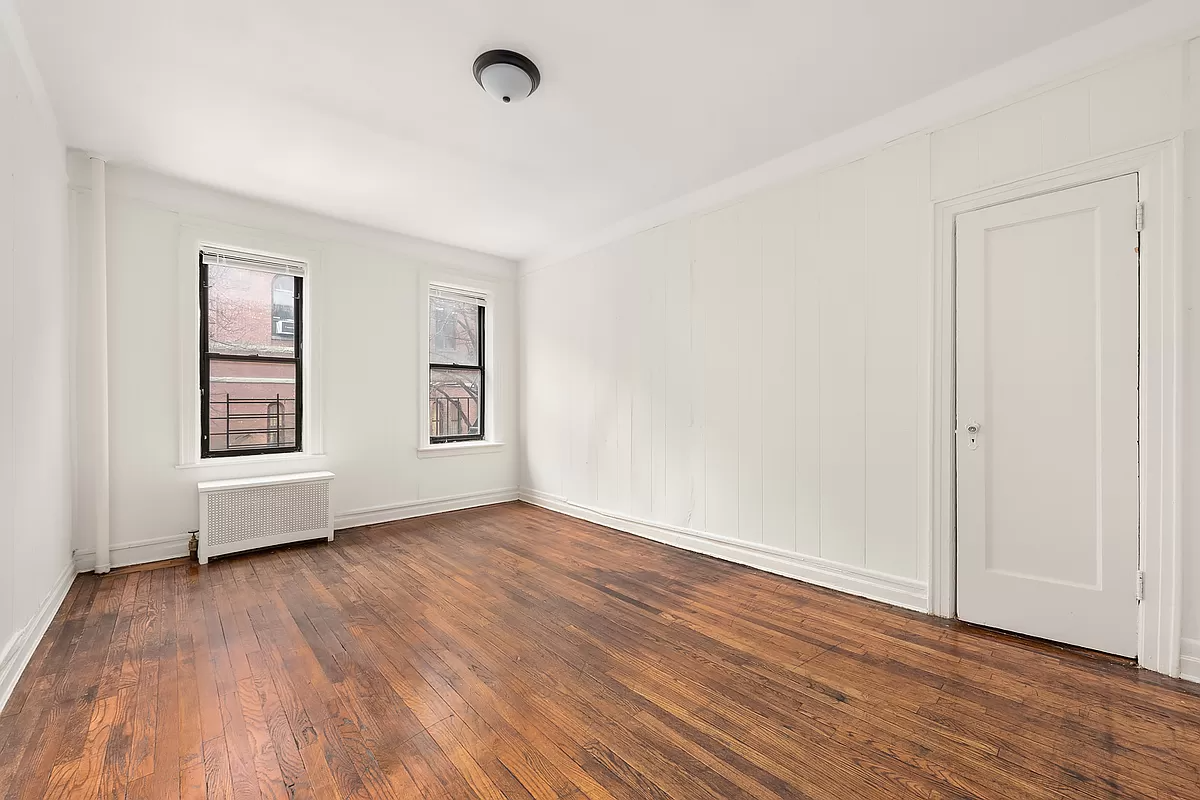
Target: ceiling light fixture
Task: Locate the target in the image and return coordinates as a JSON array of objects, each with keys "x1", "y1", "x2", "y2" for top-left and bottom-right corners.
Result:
[{"x1": 473, "y1": 49, "x2": 540, "y2": 104}]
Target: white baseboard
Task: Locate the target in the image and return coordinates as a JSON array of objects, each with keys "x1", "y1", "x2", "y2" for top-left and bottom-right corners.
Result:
[
  {"x1": 334, "y1": 487, "x2": 519, "y2": 530},
  {"x1": 0, "y1": 560, "x2": 76, "y2": 713},
  {"x1": 1181, "y1": 638, "x2": 1200, "y2": 684},
  {"x1": 68, "y1": 488, "x2": 519, "y2": 574},
  {"x1": 518, "y1": 488, "x2": 929, "y2": 612},
  {"x1": 74, "y1": 533, "x2": 192, "y2": 573}
]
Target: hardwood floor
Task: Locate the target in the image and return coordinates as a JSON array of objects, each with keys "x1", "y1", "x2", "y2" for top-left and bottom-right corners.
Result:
[{"x1": 2, "y1": 502, "x2": 1198, "y2": 799}]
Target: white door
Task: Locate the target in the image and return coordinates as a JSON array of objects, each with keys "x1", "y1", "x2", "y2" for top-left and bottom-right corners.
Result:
[{"x1": 955, "y1": 174, "x2": 1140, "y2": 657}]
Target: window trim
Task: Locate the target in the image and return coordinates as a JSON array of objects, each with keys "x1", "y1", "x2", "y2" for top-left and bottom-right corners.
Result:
[
  {"x1": 177, "y1": 224, "x2": 324, "y2": 469},
  {"x1": 418, "y1": 276, "x2": 501, "y2": 453},
  {"x1": 199, "y1": 252, "x2": 304, "y2": 458}
]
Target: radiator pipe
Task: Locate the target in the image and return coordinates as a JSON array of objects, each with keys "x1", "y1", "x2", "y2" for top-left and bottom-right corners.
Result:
[{"x1": 89, "y1": 155, "x2": 110, "y2": 574}]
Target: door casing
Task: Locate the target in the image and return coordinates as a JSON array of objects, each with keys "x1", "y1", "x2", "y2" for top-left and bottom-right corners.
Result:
[{"x1": 928, "y1": 139, "x2": 1183, "y2": 676}]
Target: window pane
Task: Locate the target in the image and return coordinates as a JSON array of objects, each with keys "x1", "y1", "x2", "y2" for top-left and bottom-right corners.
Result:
[
  {"x1": 429, "y1": 296, "x2": 480, "y2": 366},
  {"x1": 207, "y1": 265, "x2": 296, "y2": 357},
  {"x1": 430, "y1": 367, "x2": 481, "y2": 439},
  {"x1": 208, "y1": 360, "x2": 297, "y2": 452}
]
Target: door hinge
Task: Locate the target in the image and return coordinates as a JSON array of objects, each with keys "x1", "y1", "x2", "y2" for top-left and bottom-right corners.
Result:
[
  {"x1": 1135, "y1": 202, "x2": 1145, "y2": 232},
  {"x1": 1136, "y1": 569, "x2": 1145, "y2": 602}
]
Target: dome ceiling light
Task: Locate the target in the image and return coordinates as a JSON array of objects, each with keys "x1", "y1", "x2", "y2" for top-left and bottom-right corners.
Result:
[{"x1": 473, "y1": 49, "x2": 541, "y2": 104}]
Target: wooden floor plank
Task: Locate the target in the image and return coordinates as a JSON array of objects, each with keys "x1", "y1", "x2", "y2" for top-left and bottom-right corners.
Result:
[{"x1": 2, "y1": 501, "x2": 1199, "y2": 799}]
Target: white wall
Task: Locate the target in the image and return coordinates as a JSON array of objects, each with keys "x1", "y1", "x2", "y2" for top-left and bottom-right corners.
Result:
[
  {"x1": 0, "y1": 5, "x2": 73, "y2": 706},
  {"x1": 520, "y1": 136, "x2": 932, "y2": 609},
  {"x1": 521, "y1": 38, "x2": 1200, "y2": 661},
  {"x1": 69, "y1": 163, "x2": 520, "y2": 564},
  {"x1": 1183, "y1": 37, "x2": 1200, "y2": 682}
]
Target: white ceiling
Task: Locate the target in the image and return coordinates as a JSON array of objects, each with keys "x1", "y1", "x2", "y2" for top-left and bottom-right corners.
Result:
[{"x1": 18, "y1": 0, "x2": 1150, "y2": 260}]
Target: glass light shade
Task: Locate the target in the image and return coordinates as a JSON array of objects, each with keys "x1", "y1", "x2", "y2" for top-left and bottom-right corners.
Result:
[{"x1": 479, "y1": 63, "x2": 533, "y2": 104}]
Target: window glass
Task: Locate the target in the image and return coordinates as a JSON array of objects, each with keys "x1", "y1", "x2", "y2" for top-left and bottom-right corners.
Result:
[
  {"x1": 272, "y1": 275, "x2": 296, "y2": 340},
  {"x1": 201, "y1": 251, "x2": 303, "y2": 457},
  {"x1": 429, "y1": 296, "x2": 480, "y2": 366},
  {"x1": 206, "y1": 360, "x2": 297, "y2": 453},
  {"x1": 429, "y1": 367, "x2": 482, "y2": 439},
  {"x1": 428, "y1": 288, "x2": 485, "y2": 443},
  {"x1": 207, "y1": 265, "x2": 295, "y2": 357}
]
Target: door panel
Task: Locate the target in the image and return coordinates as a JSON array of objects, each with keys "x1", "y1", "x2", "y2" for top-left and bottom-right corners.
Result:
[{"x1": 955, "y1": 174, "x2": 1139, "y2": 657}]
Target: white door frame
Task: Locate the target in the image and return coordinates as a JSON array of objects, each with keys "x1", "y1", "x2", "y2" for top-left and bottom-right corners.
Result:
[{"x1": 928, "y1": 138, "x2": 1183, "y2": 677}]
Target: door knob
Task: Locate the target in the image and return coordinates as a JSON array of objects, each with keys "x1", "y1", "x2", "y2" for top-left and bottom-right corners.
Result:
[{"x1": 963, "y1": 420, "x2": 981, "y2": 450}]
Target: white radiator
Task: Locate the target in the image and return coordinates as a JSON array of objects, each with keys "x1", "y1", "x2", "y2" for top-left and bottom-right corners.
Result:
[{"x1": 197, "y1": 471, "x2": 335, "y2": 564}]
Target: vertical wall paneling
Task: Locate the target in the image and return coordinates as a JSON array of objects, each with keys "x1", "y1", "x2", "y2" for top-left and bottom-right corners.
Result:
[
  {"x1": 550, "y1": 264, "x2": 572, "y2": 497},
  {"x1": 648, "y1": 228, "x2": 668, "y2": 518},
  {"x1": 522, "y1": 267, "x2": 565, "y2": 497},
  {"x1": 793, "y1": 178, "x2": 822, "y2": 556},
  {"x1": 933, "y1": 46, "x2": 1186, "y2": 205},
  {"x1": 685, "y1": 217, "x2": 707, "y2": 531},
  {"x1": 517, "y1": 275, "x2": 532, "y2": 489},
  {"x1": 1039, "y1": 81, "x2": 1091, "y2": 173},
  {"x1": 975, "y1": 101, "x2": 1043, "y2": 190},
  {"x1": 530, "y1": 269, "x2": 550, "y2": 493},
  {"x1": 912, "y1": 134, "x2": 934, "y2": 584},
  {"x1": 569, "y1": 254, "x2": 600, "y2": 507},
  {"x1": 1088, "y1": 46, "x2": 1183, "y2": 158},
  {"x1": 614, "y1": 240, "x2": 634, "y2": 515},
  {"x1": 663, "y1": 220, "x2": 694, "y2": 527},
  {"x1": 930, "y1": 118, "x2": 980, "y2": 202},
  {"x1": 698, "y1": 205, "x2": 740, "y2": 539},
  {"x1": 595, "y1": 247, "x2": 620, "y2": 511},
  {"x1": 737, "y1": 204, "x2": 764, "y2": 544},
  {"x1": 630, "y1": 232, "x2": 655, "y2": 520},
  {"x1": 557, "y1": 266, "x2": 575, "y2": 497},
  {"x1": 760, "y1": 186, "x2": 798, "y2": 553},
  {"x1": 864, "y1": 138, "x2": 925, "y2": 579},
  {"x1": 1182, "y1": 37, "x2": 1200, "y2": 643},
  {"x1": 1181, "y1": 127, "x2": 1199, "y2": 644},
  {"x1": 818, "y1": 161, "x2": 867, "y2": 566},
  {"x1": 1188, "y1": 37, "x2": 1200, "y2": 131}
]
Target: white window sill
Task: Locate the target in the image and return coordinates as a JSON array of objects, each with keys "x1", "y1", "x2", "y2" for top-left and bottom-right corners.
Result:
[
  {"x1": 176, "y1": 452, "x2": 328, "y2": 470},
  {"x1": 416, "y1": 441, "x2": 505, "y2": 459}
]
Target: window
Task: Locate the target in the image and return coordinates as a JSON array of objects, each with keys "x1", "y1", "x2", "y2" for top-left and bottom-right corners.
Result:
[
  {"x1": 428, "y1": 286, "x2": 485, "y2": 443},
  {"x1": 200, "y1": 248, "x2": 304, "y2": 457}
]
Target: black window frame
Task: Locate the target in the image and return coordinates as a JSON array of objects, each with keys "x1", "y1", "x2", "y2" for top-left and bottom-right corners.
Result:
[
  {"x1": 199, "y1": 252, "x2": 304, "y2": 458},
  {"x1": 429, "y1": 298, "x2": 485, "y2": 444}
]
